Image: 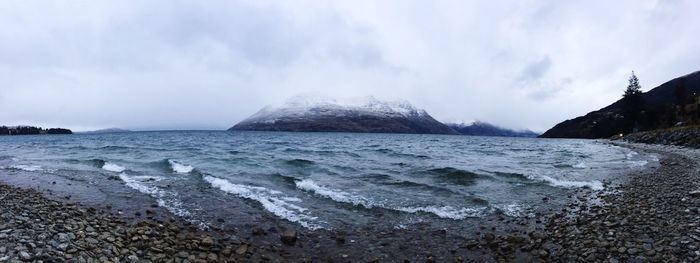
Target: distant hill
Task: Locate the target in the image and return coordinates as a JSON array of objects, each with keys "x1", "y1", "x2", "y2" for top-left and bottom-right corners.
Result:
[
  {"x1": 230, "y1": 96, "x2": 458, "y2": 135},
  {"x1": 447, "y1": 121, "x2": 539, "y2": 138},
  {"x1": 79, "y1": 128, "x2": 132, "y2": 134},
  {"x1": 541, "y1": 70, "x2": 700, "y2": 138},
  {"x1": 0, "y1": 126, "x2": 72, "y2": 135}
]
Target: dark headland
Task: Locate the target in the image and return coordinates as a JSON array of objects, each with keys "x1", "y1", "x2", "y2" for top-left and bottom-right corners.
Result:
[
  {"x1": 540, "y1": 70, "x2": 700, "y2": 139},
  {"x1": 0, "y1": 126, "x2": 72, "y2": 136}
]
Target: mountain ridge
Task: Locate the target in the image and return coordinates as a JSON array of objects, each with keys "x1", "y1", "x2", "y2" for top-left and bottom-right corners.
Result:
[
  {"x1": 230, "y1": 96, "x2": 458, "y2": 134},
  {"x1": 541, "y1": 70, "x2": 700, "y2": 138},
  {"x1": 447, "y1": 121, "x2": 539, "y2": 138}
]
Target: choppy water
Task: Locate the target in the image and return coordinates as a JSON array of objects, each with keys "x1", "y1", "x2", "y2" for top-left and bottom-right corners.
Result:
[{"x1": 0, "y1": 131, "x2": 657, "y2": 230}]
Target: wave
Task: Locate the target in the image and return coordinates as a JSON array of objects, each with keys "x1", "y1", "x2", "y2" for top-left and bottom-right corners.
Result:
[
  {"x1": 89, "y1": 159, "x2": 106, "y2": 168},
  {"x1": 204, "y1": 176, "x2": 321, "y2": 230},
  {"x1": 397, "y1": 206, "x2": 487, "y2": 219},
  {"x1": 374, "y1": 148, "x2": 431, "y2": 159},
  {"x1": 492, "y1": 171, "x2": 530, "y2": 182},
  {"x1": 573, "y1": 161, "x2": 587, "y2": 169},
  {"x1": 627, "y1": 160, "x2": 648, "y2": 167},
  {"x1": 284, "y1": 159, "x2": 316, "y2": 167},
  {"x1": 539, "y1": 175, "x2": 603, "y2": 190},
  {"x1": 118, "y1": 172, "x2": 196, "y2": 222},
  {"x1": 102, "y1": 162, "x2": 126, "y2": 173},
  {"x1": 490, "y1": 170, "x2": 603, "y2": 190},
  {"x1": 295, "y1": 179, "x2": 486, "y2": 219},
  {"x1": 428, "y1": 167, "x2": 487, "y2": 186},
  {"x1": 168, "y1": 159, "x2": 194, "y2": 174},
  {"x1": 8, "y1": 164, "x2": 43, "y2": 172},
  {"x1": 362, "y1": 173, "x2": 469, "y2": 197},
  {"x1": 493, "y1": 204, "x2": 524, "y2": 217}
]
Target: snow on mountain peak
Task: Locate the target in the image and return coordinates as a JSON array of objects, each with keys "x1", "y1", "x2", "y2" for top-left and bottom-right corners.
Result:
[{"x1": 242, "y1": 95, "x2": 428, "y2": 124}]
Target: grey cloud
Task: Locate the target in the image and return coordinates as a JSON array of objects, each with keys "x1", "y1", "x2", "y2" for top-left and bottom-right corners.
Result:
[
  {"x1": 519, "y1": 56, "x2": 552, "y2": 82},
  {"x1": 1, "y1": 1, "x2": 700, "y2": 132}
]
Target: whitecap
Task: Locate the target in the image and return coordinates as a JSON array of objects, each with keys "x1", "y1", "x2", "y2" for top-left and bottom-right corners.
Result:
[
  {"x1": 168, "y1": 160, "x2": 194, "y2": 174},
  {"x1": 628, "y1": 160, "x2": 648, "y2": 167},
  {"x1": 295, "y1": 179, "x2": 375, "y2": 208},
  {"x1": 296, "y1": 179, "x2": 486, "y2": 219},
  {"x1": 573, "y1": 161, "x2": 587, "y2": 169},
  {"x1": 9, "y1": 164, "x2": 42, "y2": 172},
  {"x1": 494, "y1": 204, "x2": 523, "y2": 217},
  {"x1": 397, "y1": 206, "x2": 487, "y2": 219},
  {"x1": 102, "y1": 163, "x2": 126, "y2": 173},
  {"x1": 204, "y1": 176, "x2": 321, "y2": 230},
  {"x1": 118, "y1": 172, "x2": 196, "y2": 221},
  {"x1": 539, "y1": 175, "x2": 604, "y2": 190},
  {"x1": 626, "y1": 151, "x2": 639, "y2": 159}
]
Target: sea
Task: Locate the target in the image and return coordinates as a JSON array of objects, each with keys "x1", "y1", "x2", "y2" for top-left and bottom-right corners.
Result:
[{"x1": 0, "y1": 131, "x2": 658, "y2": 231}]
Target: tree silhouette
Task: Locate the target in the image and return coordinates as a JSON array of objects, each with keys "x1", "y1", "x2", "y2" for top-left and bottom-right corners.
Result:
[{"x1": 621, "y1": 71, "x2": 645, "y2": 133}]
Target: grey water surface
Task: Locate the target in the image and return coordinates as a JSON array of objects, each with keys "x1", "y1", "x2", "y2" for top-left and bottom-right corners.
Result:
[{"x1": 0, "y1": 131, "x2": 657, "y2": 231}]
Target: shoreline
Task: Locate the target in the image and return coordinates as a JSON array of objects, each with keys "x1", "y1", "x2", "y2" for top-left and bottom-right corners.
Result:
[{"x1": 1, "y1": 142, "x2": 697, "y2": 261}]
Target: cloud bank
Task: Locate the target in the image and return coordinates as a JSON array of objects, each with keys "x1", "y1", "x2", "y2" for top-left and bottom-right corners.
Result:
[{"x1": 1, "y1": 0, "x2": 699, "y2": 131}]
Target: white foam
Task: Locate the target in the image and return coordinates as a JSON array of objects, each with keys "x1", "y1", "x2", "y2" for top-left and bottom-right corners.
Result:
[
  {"x1": 118, "y1": 172, "x2": 196, "y2": 221},
  {"x1": 296, "y1": 179, "x2": 486, "y2": 219},
  {"x1": 573, "y1": 161, "x2": 587, "y2": 169},
  {"x1": 628, "y1": 160, "x2": 649, "y2": 167},
  {"x1": 540, "y1": 175, "x2": 604, "y2": 190},
  {"x1": 626, "y1": 151, "x2": 639, "y2": 159},
  {"x1": 295, "y1": 179, "x2": 375, "y2": 208},
  {"x1": 204, "y1": 176, "x2": 321, "y2": 230},
  {"x1": 9, "y1": 164, "x2": 42, "y2": 172},
  {"x1": 168, "y1": 160, "x2": 194, "y2": 174},
  {"x1": 494, "y1": 204, "x2": 523, "y2": 217},
  {"x1": 118, "y1": 173, "x2": 160, "y2": 195},
  {"x1": 397, "y1": 206, "x2": 486, "y2": 219},
  {"x1": 102, "y1": 163, "x2": 126, "y2": 172}
]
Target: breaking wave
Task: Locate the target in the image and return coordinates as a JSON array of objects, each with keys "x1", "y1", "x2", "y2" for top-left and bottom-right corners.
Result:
[
  {"x1": 538, "y1": 175, "x2": 604, "y2": 190},
  {"x1": 102, "y1": 162, "x2": 126, "y2": 173},
  {"x1": 204, "y1": 176, "x2": 321, "y2": 230},
  {"x1": 295, "y1": 179, "x2": 487, "y2": 219},
  {"x1": 117, "y1": 172, "x2": 196, "y2": 224},
  {"x1": 8, "y1": 164, "x2": 43, "y2": 172},
  {"x1": 168, "y1": 159, "x2": 194, "y2": 174}
]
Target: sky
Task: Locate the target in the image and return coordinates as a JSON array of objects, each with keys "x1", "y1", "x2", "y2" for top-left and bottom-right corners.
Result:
[{"x1": 1, "y1": 0, "x2": 699, "y2": 132}]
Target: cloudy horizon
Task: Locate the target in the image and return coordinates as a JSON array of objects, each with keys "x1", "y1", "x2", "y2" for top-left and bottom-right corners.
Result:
[{"x1": 1, "y1": 0, "x2": 699, "y2": 132}]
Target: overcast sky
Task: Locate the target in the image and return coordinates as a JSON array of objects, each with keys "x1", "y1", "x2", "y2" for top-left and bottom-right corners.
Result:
[{"x1": 1, "y1": 0, "x2": 699, "y2": 132}]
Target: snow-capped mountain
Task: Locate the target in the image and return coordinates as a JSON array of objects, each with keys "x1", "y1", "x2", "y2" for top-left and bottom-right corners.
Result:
[{"x1": 230, "y1": 95, "x2": 458, "y2": 134}]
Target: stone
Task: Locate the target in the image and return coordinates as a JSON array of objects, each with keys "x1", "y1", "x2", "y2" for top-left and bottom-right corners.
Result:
[
  {"x1": 201, "y1": 236, "x2": 214, "y2": 246},
  {"x1": 505, "y1": 234, "x2": 525, "y2": 244},
  {"x1": 85, "y1": 237, "x2": 99, "y2": 245},
  {"x1": 251, "y1": 227, "x2": 265, "y2": 236},
  {"x1": 19, "y1": 251, "x2": 32, "y2": 261},
  {"x1": 281, "y1": 229, "x2": 297, "y2": 245},
  {"x1": 235, "y1": 244, "x2": 248, "y2": 255},
  {"x1": 207, "y1": 253, "x2": 218, "y2": 261}
]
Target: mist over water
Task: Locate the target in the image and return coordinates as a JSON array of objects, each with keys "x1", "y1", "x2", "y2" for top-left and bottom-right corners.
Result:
[{"x1": 0, "y1": 131, "x2": 657, "y2": 230}]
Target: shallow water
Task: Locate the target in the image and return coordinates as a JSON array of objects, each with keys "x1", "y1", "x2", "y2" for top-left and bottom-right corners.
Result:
[{"x1": 0, "y1": 131, "x2": 657, "y2": 231}]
